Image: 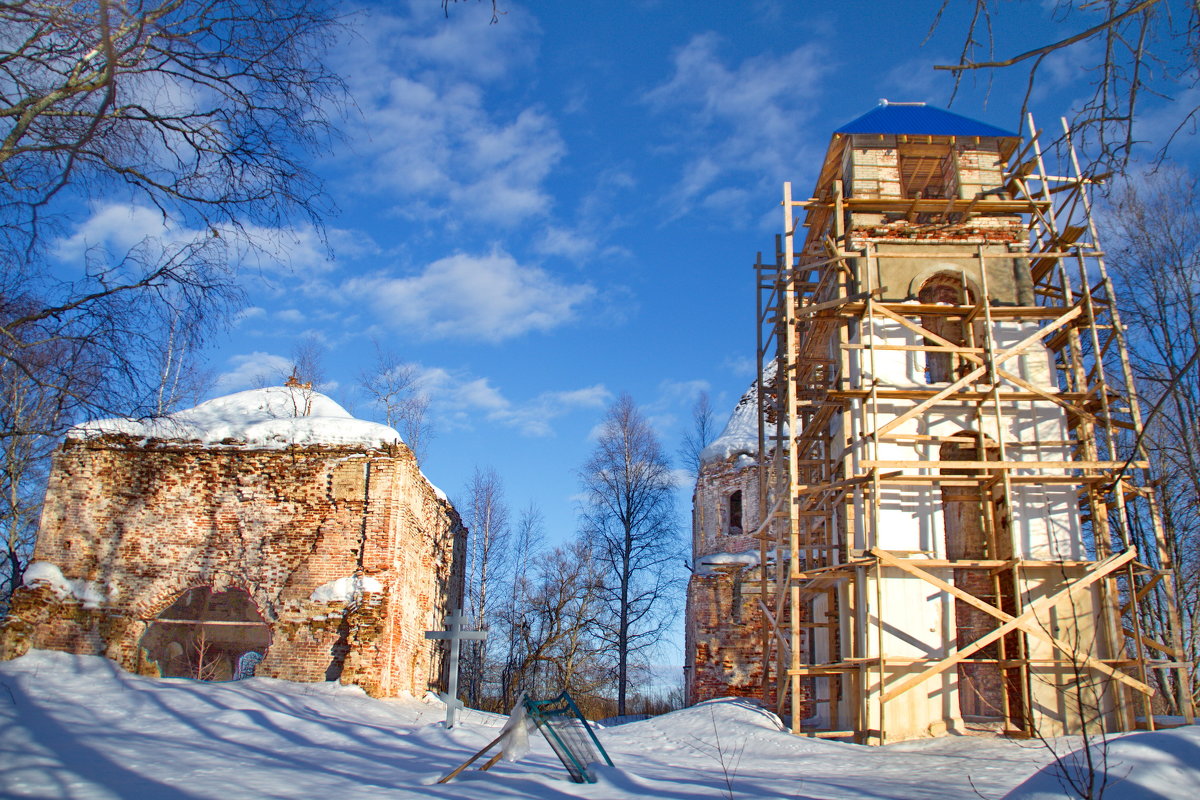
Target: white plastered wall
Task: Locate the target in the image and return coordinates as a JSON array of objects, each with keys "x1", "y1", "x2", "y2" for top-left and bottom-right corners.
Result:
[{"x1": 832, "y1": 312, "x2": 1086, "y2": 739}]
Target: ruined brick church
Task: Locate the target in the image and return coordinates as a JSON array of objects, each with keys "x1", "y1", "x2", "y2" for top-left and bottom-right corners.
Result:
[
  {"x1": 685, "y1": 103, "x2": 1193, "y2": 742},
  {"x1": 1, "y1": 383, "x2": 465, "y2": 697}
]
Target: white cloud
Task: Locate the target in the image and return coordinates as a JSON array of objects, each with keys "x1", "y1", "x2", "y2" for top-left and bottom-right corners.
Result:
[
  {"x1": 723, "y1": 355, "x2": 757, "y2": 377},
  {"x1": 51, "y1": 204, "x2": 185, "y2": 263},
  {"x1": 333, "y1": 4, "x2": 562, "y2": 228},
  {"x1": 491, "y1": 385, "x2": 612, "y2": 437},
  {"x1": 644, "y1": 33, "x2": 830, "y2": 221},
  {"x1": 413, "y1": 365, "x2": 610, "y2": 437},
  {"x1": 214, "y1": 352, "x2": 293, "y2": 392},
  {"x1": 345, "y1": 249, "x2": 594, "y2": 342},
  {"x1": 50, "y1": 203, "x2": 343, "y2": 279},
  {"x1": 235, "y1": 306, "x2": 267, "y2": 325}
]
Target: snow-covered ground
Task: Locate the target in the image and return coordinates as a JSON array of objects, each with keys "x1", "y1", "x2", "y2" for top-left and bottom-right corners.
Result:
[{"x1": 1, "y1": 651, "x2": 1196, "y2": 799}]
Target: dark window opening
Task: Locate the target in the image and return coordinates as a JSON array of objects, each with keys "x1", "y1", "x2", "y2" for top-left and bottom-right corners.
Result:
[
  {"x1": 728, "y1": 490, "x2": 743, "y2": 535},
  {"x1": 899, "y1": 143, "x2": 957, "y2": 200}
]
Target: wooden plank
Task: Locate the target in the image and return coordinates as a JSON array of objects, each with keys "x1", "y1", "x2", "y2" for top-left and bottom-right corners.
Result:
[
  {"x1": 871, "y1": 305, "x2": 1082, "y2": 438},
  {"x1": 1122, "y1": 627, "x2": 1180, "y2": 659},
  {"x1": 874, "y1": 549, "x2": 1148, "y2": 702},
  {"x1": 438, "y1": 730, "x2": 508, "y2": 783},
  {"x1": 830, "y1": 389, "x2": 1093, "y2": 401},
  {"x1": 863, "y1": 459, "x2": 1147, "y2": 471},
  {"x1": 795, "y1": 290, "x2": 878, "y2": 320}
]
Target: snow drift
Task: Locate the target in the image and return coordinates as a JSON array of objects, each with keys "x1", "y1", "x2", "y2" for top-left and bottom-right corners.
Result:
[{"x1": 6, "y1": 650, "x2": 1194, "y2": 798}]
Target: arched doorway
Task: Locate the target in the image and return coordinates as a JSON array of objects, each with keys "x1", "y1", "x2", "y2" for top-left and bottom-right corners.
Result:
[
  {"x1": 139, "y1": 587, "x2": 270, "y2": 680},
  {"x1": 940, "y1": 433, "x2": 1006, "y2": 719}
]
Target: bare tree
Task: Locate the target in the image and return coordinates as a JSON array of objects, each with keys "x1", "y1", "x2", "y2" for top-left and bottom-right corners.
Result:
[
  {"x1": 0, "y1": 1, "x2": 345, "y2": 608},
  {"x1": 497, "y1": 538, "x2": 610, "y2": 711},
  {"x1": 461, "y1": 466, "x2": 510, "y2": 706},
  {"x1": 579, "y1": 393, "x2": 681, "y2": 715},
  {"x1": 678, "y1": 390, "x2": 716, "y2": 476},
  {"x1": 932, "y1": 0, "x2": 1197, "y2": 174},
  {"x1": 358, "y1": 341, "x2": 433, "y2": 460},
  {"x1": 290, "y1": 336, "x2": 327, "y2": 390},
  {"x1": 0, "y1": 302, "x2": 79, "y2": 609},
  {"x1": 0, "y1": 0, "x2": 343, "y2": 257},
  {"x1": 1104, "y1": 167, "x2": 1200, "y2": 702}
]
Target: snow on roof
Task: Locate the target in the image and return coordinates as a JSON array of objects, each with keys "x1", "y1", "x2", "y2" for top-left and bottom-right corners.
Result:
[
  {"x1": 700, "y1": 362, "x2": 778, "y2": 465},
  {"x1": 834, "y1": 101, "x2": 1018, "y2": 139},
  {"x1": 70, "y1": 386, "x2": 403, "y2": 450}
]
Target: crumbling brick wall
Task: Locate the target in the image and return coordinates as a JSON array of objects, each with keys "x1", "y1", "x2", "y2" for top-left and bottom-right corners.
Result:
[{"x1": 0, "y1": 435, "x2": 465, "y2": 698}]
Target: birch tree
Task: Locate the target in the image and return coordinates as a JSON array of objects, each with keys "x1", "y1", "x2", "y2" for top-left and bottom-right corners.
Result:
[
  {"x1": 358, "y1": 342, "x2": 433, "y2": 460},
  {"x1": 579, "y1": 394, "x2": 681, "y2": 715},
  {"x1": 678, "y1": 391, "x2": 716, "y2": 476},
  {"x1": 461, "y1": 466, "x2": 510, "y2": 706}
]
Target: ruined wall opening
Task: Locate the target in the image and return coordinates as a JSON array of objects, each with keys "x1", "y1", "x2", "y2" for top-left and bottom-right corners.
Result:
[
  {"x1": 899, "y1": 141, "x2": 957, "y2": 200},
  {"x1": 727, "y1": 490, "x2": 743, "y2": 535},
  {"x1": 139, "y1": 587, "x2": 271, "y2": 680}
]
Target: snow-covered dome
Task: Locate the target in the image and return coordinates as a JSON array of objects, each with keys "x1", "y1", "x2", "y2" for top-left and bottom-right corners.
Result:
[
  {"x1": 70, "y1": 386, "x2": 402, "y2": 450},
  {"x1": 700, "y1": 362, "x2": 780, "y2": 465}
]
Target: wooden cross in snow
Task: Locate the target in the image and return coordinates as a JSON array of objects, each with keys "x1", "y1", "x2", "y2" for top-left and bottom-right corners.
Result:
[{"x1": 424, "y1": 608, "x2": 487, "y2": 729}]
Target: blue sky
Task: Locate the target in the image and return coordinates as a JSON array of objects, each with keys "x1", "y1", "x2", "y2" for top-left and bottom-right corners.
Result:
[{"x1": 48, "y1": 1, "x2": 1200, "y2": 665}]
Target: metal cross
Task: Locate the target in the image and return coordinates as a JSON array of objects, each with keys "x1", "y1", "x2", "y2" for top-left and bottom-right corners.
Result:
[{"x1": 424, "y1": 608, "x2": 487, "y2": 729}]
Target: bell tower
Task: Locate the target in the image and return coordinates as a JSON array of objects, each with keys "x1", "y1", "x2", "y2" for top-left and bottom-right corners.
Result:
[{"x1": 686, "y1": 102, "x2": 1194, "y2": 744}]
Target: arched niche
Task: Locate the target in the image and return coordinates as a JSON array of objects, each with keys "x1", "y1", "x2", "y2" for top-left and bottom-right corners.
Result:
[
  {"x1": 939, "y1": 432, "x2": 1008, "y2": 720},
  {"x1": 139, "y1": 586, "x2": 271, "y2": 680},
  {"x1": 915, "y1": 271, "x2": 981, "y2": 384}
]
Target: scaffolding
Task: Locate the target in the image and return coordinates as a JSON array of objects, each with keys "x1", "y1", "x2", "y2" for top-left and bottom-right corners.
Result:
[{"x1": 753, "y1": 115, "x2": 1196, "y2": 743}]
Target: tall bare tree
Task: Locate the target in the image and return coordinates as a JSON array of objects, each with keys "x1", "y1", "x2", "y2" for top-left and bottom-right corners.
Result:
[
  {"x1": 461, "y1": 465, "x2": 510, "y2": 706},
  {"x1": 497, "y1": 501, "x2": 545, "y2": 706},
  {"x1": 579, "y1": 393, "x2": 681, "y2": 715},
  {"x1": 358, "y1": 341, "x2": 433, "y2": 460},
  {"x1": 678, "y1": 390, "x2": 716, "y2": 476},
  {"x1": 1104, "y1": 167, "x2": 1200, "y2": 698}
]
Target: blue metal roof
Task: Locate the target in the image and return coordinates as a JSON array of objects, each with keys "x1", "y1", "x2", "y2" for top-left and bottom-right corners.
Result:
[{"x1": 834, "y1": 103, "x2": 1018, "y2": 138}]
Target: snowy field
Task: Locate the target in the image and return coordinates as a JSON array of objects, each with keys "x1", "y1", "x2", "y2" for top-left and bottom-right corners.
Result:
[{"x1": 1, "y1": 651, "x2": 1196, "y2": 799}]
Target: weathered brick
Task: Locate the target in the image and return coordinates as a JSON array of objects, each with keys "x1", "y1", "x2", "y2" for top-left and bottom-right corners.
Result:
[{"x1": 0, "y1": 436, "x2": 466, "y2": 698}]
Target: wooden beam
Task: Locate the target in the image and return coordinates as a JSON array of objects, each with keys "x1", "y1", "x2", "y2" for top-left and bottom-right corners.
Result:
[
  {"x1": 871, "y1": 306, "x2": 1082, "y2": 439},
  {"x1": 875, "y1": 549, "x2": 1147, "y2": 702},
  {"x1": 863, "y1": 459, "x2": 1147, "y2": 471}
]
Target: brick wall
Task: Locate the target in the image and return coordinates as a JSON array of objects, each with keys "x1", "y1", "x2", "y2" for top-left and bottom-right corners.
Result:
[{"x1": 0, "y1": 436, "x2": 466, "y2": 698}]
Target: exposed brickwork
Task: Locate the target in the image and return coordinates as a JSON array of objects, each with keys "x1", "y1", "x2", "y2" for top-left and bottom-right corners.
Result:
[{"x1": 0, "y1": 435, "x2": 466, "y2": 698}]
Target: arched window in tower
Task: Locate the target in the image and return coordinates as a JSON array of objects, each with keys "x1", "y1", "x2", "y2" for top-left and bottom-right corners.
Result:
[
  {"x1": 727, "y1": 490, "x2": 743, "y2": 535},
  {"x1": 919, "y1": 274, "x2": 973, "y2": 384}
]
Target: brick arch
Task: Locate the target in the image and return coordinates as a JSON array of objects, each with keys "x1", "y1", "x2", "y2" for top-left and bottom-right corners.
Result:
[
  {"x1": 913, "y1": 271, "x2": 981, "y2": 384},
  {"x1": 135, "y1": 563, "x2": 281, "y2": 617},
  {"x1": 907, "y1": 265, "x2": 982, "y2": 302},
  {"x1": 138, "y1": 585, "x2": 272, "y2": 680}
]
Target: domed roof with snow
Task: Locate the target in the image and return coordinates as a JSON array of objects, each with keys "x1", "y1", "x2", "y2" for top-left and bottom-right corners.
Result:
[
  {"x1": 700, "y1": 361, "x2": 780, "y2": 465},
  {"x1": 70, "y1": 386, "x2": 402, "y2": 450}
]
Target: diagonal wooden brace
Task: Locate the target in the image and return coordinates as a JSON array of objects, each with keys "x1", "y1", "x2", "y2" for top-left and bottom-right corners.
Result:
[
  {"x1": 872, "y1": 548, "x2": 1149, "y2": 703},
  {"x1": 868, "y1": 305, "x2": 1082, "y2": 439}
]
